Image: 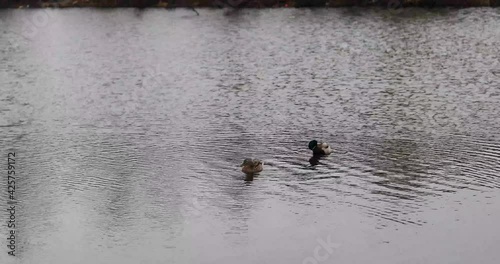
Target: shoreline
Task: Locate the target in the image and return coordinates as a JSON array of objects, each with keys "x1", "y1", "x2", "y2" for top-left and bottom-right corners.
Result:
[{"x1": 1, "y1": 0, "x2": 499, "y2": 9}]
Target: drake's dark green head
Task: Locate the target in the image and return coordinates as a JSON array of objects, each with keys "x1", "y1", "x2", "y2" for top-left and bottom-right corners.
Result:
[{"x1": 308, "y1": 140, "x2": 318, "y2": 150}]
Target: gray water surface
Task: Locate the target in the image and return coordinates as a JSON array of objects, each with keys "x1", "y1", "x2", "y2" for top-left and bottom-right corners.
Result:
[{"x1": 1, "y1": 7, "x2": 500, "y2": 264}]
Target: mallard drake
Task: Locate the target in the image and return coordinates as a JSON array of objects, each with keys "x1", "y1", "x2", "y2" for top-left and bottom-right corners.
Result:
[
  {"x1": 308, "y1": 140, "x2": 333, "y2": 155},
  {"x1": 241, "y1": 159, "x2": 263, "y2": 174}
]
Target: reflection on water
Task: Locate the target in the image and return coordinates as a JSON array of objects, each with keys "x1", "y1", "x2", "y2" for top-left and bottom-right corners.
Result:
[{"x1": 1, "y1": 7, "x2": 500, "y2": 264}]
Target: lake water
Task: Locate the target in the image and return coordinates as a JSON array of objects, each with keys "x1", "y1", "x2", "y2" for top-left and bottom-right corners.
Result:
[{"x1": 1, "y1": 7, "x2": 500, "y2": 264}]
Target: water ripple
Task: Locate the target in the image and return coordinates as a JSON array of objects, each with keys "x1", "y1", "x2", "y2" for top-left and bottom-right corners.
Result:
[{"x1": 1, "y1": 8, "x2": 500, "y2": 264}]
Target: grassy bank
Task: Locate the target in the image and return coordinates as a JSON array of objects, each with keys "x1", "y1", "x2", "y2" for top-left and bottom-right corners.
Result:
[{"x1": 1, "y1": 0, "x2": 499, "y2": 9}]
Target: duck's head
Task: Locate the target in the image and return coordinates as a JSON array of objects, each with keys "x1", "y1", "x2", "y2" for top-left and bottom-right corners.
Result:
[
  {"x1": 241, "y1": 158, "x2": 254, "y2": 166},
  {"x1": 308, "y1": 140, "x2": 318, "y2": 150}
]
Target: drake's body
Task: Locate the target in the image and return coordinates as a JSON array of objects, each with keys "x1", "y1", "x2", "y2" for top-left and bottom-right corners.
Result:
[{"x1": 308, "y1": 140, "x2": 333, "y2": 155}]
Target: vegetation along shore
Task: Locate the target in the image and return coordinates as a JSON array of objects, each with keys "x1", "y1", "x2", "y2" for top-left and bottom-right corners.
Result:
[{"x1": 1, "y1": 0, "x2": 499, "y2": 8}]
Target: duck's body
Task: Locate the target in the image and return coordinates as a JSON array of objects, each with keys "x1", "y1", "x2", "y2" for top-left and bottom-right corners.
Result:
[
  {"x1": 241, "y1": 159, "x2": 263, "y2": 174},
  {"x1": 308, "y1": 140, "x2": 333, "y2": 155}
]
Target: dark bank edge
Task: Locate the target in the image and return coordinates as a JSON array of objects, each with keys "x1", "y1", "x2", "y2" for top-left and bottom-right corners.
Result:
[{"x1": 1, "y1": 0, "x2": 499, "y2": 9}]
